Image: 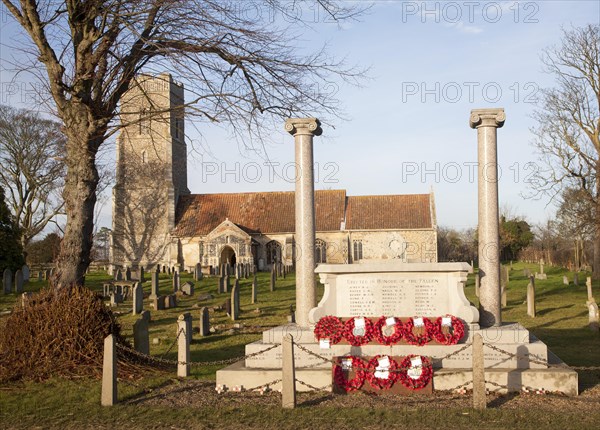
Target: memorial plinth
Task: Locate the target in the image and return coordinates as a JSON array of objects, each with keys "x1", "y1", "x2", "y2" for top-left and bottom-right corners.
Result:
[{"x1": 216, "y1": 262, "x2": 578, "y2": 396}]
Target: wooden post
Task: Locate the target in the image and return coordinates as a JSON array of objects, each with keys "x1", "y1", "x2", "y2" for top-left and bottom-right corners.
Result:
[
  {"x1": 101, "y1": 335, "x2": 117, "y2": 406},
  {"x1": 177, "y1": 313, "x2": 190, "y2": 377},
  {"x1": 472, "y1": 333, "x2": 486, "y2": 410},
  {"x1": 282, "y1": 334, "x2": 296, "y2": 409}
]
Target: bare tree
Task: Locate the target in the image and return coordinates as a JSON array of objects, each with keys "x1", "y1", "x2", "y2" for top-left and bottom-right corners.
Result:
[
  {"x1": 530, "y1": 24, "x2": 600, "y2": 279},
  {"x1": 0, "y1": 105, "x2": 66, "y2": 248},
  {"x1": 0, "y1": 0, "x2": 367, "y2": 288}
]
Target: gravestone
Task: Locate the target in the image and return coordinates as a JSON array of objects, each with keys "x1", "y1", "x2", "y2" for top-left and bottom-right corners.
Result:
[
  {"x1": 194, "y1": 263, "x2": 202, "y2": 281},
  {"x1": 588, "y1": 301, "x2": 599, "y2": 332},
  {"x1": 14, "y1": 269, "x2": 24, "y2": 293},
  {"x1": 270, "y1": 267, "x2": 276, "y2": 292},
  {"x1": 218, "y1": 274, "x2": 225, "y2": 294},
  {"x1": 224, "y1": 298, "x2": 232, "y2": 317},
  {"x1": 224, "y1": 272, "x2": 230, "y2": 293},
  {"x1": 3, "y1": 269, "x2": 12, "y2": 294},
  {"x1": 173, "y1": 271, "x2": 180, "y2": 293},
  {"x1": 150, "y1": 269, "x2": 159, "y2": 299},
  {"x1": 523, "y1": 268, "x2": 531, "y2": 277},
  {"x1": 110, "y1": 292, "x2": 123, "y2": 306},
  {"x1": 231, "y1": 280, "x2": 240, "y2": 321},
  {"x1": 22, "y1": 265, "x2": 30, "y2": 282},
  {"x1": 37, "y1": 271, "x2": 43, "y2": 282},
  {"x1": 115, "y1": 269, "x2": 123, "y2": 281},
  {"x1": 125, "y1": 267, "x2": 132, "y2": 281},
  {"x1": 45, "y1": 269, "x2": 51, "y2": 281},
  {"x1": 574, "y1": 273, "x2": 579, "y2": 286},
  {"x1": 133, "y1": 282, "x2": 143, "y2": 314},
  {"x1": 181, "y1": 281, "x2": 195, "y2": 296},
  {"x1": 21, "y1": 292, "x2": 32, "y2": 308},
  {"x1": 133, "y1": 311, "x2": 150, "y2": 354},
  {"x1": 500, "y1": 267, "x2": 508, "y2": 307},
  {"x1": 164, "y1": 294, "x2": 177, "y2": 309},
  {"x1": 539, "y1": 259, "x2": 544, "y2": 275},
  {"x1": 199, "y1": 307, "x2": 210, "y2": 336},
  {"x1": 153, "y1": 296, "x2": 166, "y2": 311},
  {"x1": 586, "y1": 277, "x2": 594, "y2": 302},
  {"x1": 252, "y1": 274, "x2": 257, "y2": 304},
  {"x1": 563, "y1": 276, "x2": 569, "y2": 286},
  {"x1": 527, "y1": 276, "x2": 536, "y2": 318}
]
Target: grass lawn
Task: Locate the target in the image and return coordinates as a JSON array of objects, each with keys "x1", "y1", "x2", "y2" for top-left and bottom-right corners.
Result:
[{"x1": 0, "y1": 262, "x2": 599, "y2": 429}]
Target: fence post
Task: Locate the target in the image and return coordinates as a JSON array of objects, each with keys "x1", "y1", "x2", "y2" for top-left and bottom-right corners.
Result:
[
  {"x1": 282, "y1": 334, "x2": 296, "y2": 409},
  {"x1": 177, "y1": 313, "x2": 190, "y2": 377},
  {"x1": 472, "y1": 333, "x2": 486, "y2": 409},
  {"x1": 101, "y1": 334, "x2": 117, "y2": 406}
]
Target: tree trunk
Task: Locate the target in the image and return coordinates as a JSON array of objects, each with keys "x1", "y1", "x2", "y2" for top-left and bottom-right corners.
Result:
[{"x1": 53, "y1": 110, "x2": 102, "y2": 289}]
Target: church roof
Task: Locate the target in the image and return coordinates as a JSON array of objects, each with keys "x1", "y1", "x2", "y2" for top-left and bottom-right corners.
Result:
[{"x1": 172, "y1": 190, "x2": 433, "y2": 237}]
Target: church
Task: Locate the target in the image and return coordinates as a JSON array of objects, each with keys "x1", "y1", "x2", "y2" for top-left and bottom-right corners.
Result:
[{"x1": 110, "y1": 74, "x2": 438, "y2": 273}]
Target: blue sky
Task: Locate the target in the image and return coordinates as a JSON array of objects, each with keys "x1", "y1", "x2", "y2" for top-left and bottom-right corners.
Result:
[{"x1": 1, "y1": 1, "x2": 599, "y2": 233}]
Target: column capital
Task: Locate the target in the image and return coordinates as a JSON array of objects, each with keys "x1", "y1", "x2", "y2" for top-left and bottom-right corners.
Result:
[
  {"x1": 469, "y1": 108, "x2": 506, "y2": 129},
  {"x1": 285, "y1": 118, "x2": 322, "y2": 136}
]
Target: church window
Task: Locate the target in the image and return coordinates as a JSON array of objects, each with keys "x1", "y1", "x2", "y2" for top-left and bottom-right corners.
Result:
[
  {"x1": 353, "y1": 240, "x2": 363, "y2": 261},
  {"x1": 315, "y1": 239, "x2": 327, "y2": 264}
]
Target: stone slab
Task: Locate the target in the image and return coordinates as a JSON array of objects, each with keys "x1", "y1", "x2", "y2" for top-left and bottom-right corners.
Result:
[{"x1": 244, "y1": 339, "x2": 548, "y2": 370}]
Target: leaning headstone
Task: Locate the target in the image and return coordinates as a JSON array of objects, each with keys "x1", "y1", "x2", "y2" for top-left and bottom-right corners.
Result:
[
  {"x1": 270, "y1": 267, "x2": 276, "y2": 292},
  {"x1": 181, "y1": 281, "x2": 195, "y2": 296},
  {"x1": 199, "y1": 307, "x2": 210, "y2": 336},
  {"x1": 588, "y1": 301, "x2": 599, "y2": 332},
  {"x1": 3, "y1": 269, "x2": 12, "y2": 294},
  {"x1": 527, "y1": 276, "x2": 536, "y2": 318},
  {"x1": 150, "y1": 270, "x2": 159, "y2": 299},
  {"x1": 251, "y1": 274, "x2": 258, "y2": 304},
  {"x1": 231, "y1": 280, "x2": 240, "y2": 321},
  {"x1": 563, "y1": 276, "x2": 569, "y2": 286},
  {"x1": 14, "y1": 269, "x2": 24, "y2": 293},
  {"x1": 133, "y1": 311, "x2": 150, "y2": 355},
  {"x1": 101, "y1": 335, "x2": 117, "y2": 406},
  {"x1": 574, "y1": 273, "x2": 579, "y2": 286},
  {"x1": 22, "y1": 265, "x2": 30, "y2": 282},
  {"x1": 133, "y1": 282, "x2": 143, "y2": 315}
]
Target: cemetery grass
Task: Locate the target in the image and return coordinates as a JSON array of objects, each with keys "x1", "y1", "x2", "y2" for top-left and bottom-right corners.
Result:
[{"x1": 0, "y1": 264, "x2": 599, "y2": 429}]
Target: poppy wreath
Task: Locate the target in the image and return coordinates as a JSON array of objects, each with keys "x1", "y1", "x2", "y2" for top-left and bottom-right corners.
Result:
[
  {"x1": 432, "y1": 315, "x2": 465, "y2": 345},
  {"x1": 366, "y1": 355, "x2": 400, "y2": 390},
  {"x1": 398, "y1": 355, "x2": 433, "y2": 390},
  {"x1": 403, "y1": 317, "x2": 434, "y2": 346},
  {"x1": 314, "y1": 315, "x2": 344, "y2": 344},
  {"x1": 374, "y1": 316, "x2": 404, "y2": 345},
  {"x1": 333, "y1": 356, "x2": 367, "y2": 392},
  {"x1": 343, "y1": 317, "x2": 375, "y2": 346}
]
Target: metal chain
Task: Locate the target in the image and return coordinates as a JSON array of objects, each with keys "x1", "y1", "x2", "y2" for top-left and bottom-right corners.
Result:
[
  {"x1": 160, "y1": 328, "x2": 183, "y2": 360},
  {"x1": 295, "y1": 379, "x2": 332, "y2": 392},
  {"x1": 239, "y1": 378, "x2": 282, "y2": 392},
  {"x1": 484, "y1": 343, "x2": 600, "y2": 371}
]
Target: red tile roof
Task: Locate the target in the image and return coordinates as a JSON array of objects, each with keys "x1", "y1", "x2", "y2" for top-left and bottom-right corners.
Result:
[
  {"x1": 346, "y1": 194, "x2": 432, "y2": 230},
  {"x1": 172, "y1": 191, "x2": 433, "y2": 237}
]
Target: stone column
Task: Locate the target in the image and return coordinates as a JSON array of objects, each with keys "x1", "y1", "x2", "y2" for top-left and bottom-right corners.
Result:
[
  {"x1": 470, "y1": 108, "x2": 505, "y2": 327},
  {"x1": 285, "y1": 118, "x2": 322, "y2": 327}
]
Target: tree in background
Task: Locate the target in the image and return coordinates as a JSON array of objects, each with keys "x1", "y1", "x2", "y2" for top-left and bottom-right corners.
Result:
[
  {"x1": 1, "y1": 0, "x2": 366, "y2": 288},
  {"x1": 499, "y1": 216, "x2": 533, "y2": 262},
  {"x1": 0, "y1": 186, "x2": 25, "y2": 271},
  {"x1": 24, "y1": 233, "x2": 62, "y2": 267},
  {"x1": 0, "y1": 105, "x2": 66, "y2": 248},
  {"x1": 530, "y1": 24, "x2": 599, "y2": 279},
  {"x1": 437, "y1": 227, "x2": 477, "y2": 263}
]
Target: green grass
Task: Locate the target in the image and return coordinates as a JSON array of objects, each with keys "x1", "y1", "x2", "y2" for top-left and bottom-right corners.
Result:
[{"x1": 0, "y1": 263, "x2": 598, "y2": 429}]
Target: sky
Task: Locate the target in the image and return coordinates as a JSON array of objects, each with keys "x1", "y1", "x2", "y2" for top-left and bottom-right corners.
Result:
[{"x1": 1, "y1": 1, "x2": 599, "y2": 235}]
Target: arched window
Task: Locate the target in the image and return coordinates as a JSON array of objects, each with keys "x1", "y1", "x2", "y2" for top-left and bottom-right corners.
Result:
[
  {"x1": 315, "y1": 239, "x2": 327, "y2": 264},
  {"x1": 266, "y1": 240, "x2": 282, "y2": 265},
  {"x1": 353, "y1": 240, "x2": 363, "y2": 261}
]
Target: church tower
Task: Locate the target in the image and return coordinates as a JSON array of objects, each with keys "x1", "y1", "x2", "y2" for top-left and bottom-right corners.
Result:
[{"x1": 111, "y1": 74, "x2": 189, "y2": 270}]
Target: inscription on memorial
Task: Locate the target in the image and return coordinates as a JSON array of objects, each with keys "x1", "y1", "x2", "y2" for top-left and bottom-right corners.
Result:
[{"x1": 339, "y1": 274, "x2": 448, "y2": 317}]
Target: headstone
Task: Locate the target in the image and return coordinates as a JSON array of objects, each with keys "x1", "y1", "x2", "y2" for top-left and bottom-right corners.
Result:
[
  {"x1": 21, "y1": 292, "x2": 32, "y2": 308},
  {"x1": 224, "y1": 272, "x2": 230, "y2": 293},
  {"x1": 527, "y1": 276, "x2": 536, "y2": 318},
  {"x1": 563, "y1": 276, "x2": 569, "y2": 286},
  {"x1": 251, "y1": 274, "x2": 257, "y2": 304},
  {"x1": 37, "y1": 271, "x2": 43, "y2": 282},
  {"x1": 125, "y1": 267, "x2": 132, "y2": 281},
  {"x1": 281, "y1": 334, "x2": 296, "y2": 409},
  {"x1": 539, "y1": 259, "x2": 544, "y2": 275},
  {"x1": 588, "y1": 301, "x2": 599, "y2": 332},
  {"x1": 181, "y1": 281, "x2": 195, "y2": 296},
  {"x1": 153, "y1": 296, "x2": 165, "y2": 311},
  {"x1": 138, "y1": 266, "x2": 145, "y2": 283},
  {"x1": 101, "y1": 335, "x2": 117, "y2": 406},
  {"x1": 22, "y1": 265, "x2": 30, "y2": 282},
  {"x1": 133, "y1": 282, "x2": 143, "y2": 314},
  {"x1": 500, "y1": 267, "x2": 508, "y2": 307},
  {"x1": 587, "y1": 277, "x2": 594, "y2": 302},
  {"x1": 472, "y1": 333, "x2": 486, "y2": 409},
  {"x1": 133, "y1": 311, "x2": 150, "y2": 355},
  {"x1": 199, "y1": 307, "x2": 210, "y2": 336},
  {"x1": 194, "y1": 263, "x2": 202, "y2": 281},
  {"x1": 574, "y1": 273, "x2": 579, "y2": 286},
  {"x1": 224, "y1": 298, "x2": 232, "y2": 317},
  {"x1": 164, "y1": 294, "x2": 177, "y2": 309},
  {"x1": 523, "y1": 268, "x2": 530, "y2": 277},
  {"x1": 110, "y1": 292, "x2": 123, "y2": 306},
  {"x1": 270, "y1": 267, "x2": 276, "y2": 292},
  {"x1": 3, "y1": 269, "x2": 12, "y2": 294},
  {"x1": 150, "y1": 270, "x2": 159, "y2": 299},
  {"x1": 218, "y1": 274, "x2": 225, "y2": 294},
  {"x1": 115, "y1": 269, "x2": 123, "y2": 281},
  {"x1": 173, "y1": 271, "x2": 180, "y2": 292},
  {"x1": 162, "y1": 265, "x2": 166, "y2": 273},
  {"x1": 45, "y1": 269, "x2": 51, "y2": 281},
  {"x1": 14, "y1": 269, "x2": 24, "y2": 293},
  {"x1": 177, "y1": 313, "x2": 191, "y2": 377},
  {"x1": 501, "y1": 287, "x2": 507, "y2": 308},
  {"x1": 231, "y1": 280, "x2": 240, "y2": 321}
]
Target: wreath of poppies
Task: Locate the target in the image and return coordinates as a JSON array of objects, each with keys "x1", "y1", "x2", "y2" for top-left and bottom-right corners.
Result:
[
  {"x1": 398, "y1": 355, "x2": 433, "y2": 390},
  {"x1": 343, "y1": 317, "x2": 375, "y2": 346},
  {"x1": 366, "y1": 355, "x2": 400, "y2": 390},
  {"x1": 403, "y1": 317, "x2": 434, "y2": 346},
  {"x1": 374, "y1": 316, "x2": 404, "y2": 345},
  {"x1": 432, "y1": 315, "x2": 465, "y2": 345},
  {"x1": 314, "y1": 315, "x2": 344, "y2": 344},
  {"x1": 333, "y1": 356, "x2": 367, "y2": 392}
]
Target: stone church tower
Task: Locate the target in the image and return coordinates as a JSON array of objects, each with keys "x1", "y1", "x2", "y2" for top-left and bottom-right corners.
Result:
[{"x1": 110, "y1": 74, "x2": 189, "y2": 270}]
